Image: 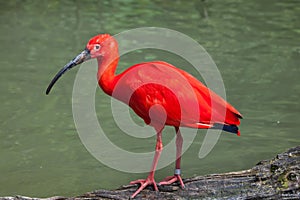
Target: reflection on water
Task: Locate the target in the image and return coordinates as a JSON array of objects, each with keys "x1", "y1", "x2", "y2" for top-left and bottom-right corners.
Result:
[{"x1": 0, "y1": 0, "x2": 299, "y2": 197}]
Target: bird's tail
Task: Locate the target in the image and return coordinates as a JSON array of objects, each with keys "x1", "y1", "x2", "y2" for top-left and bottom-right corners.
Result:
[{"x1": 211, "y1": 123, "x2": 240, "y2": 136}]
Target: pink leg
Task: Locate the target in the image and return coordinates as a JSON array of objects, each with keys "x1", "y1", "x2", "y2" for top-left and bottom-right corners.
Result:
[
  {"x1": 130, "y1": 126, "x2": 163, "y2": 198},
  {"x1": 159, "y1": 127, "x2": 185, "y2": 188}
]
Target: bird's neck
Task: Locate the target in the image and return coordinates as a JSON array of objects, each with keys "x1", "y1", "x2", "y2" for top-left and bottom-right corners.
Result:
[{"x1": 97, "y1": 51, "x2": 119, "y2": 96}]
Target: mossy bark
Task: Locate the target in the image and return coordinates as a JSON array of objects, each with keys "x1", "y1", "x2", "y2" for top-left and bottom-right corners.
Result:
[{"x1": 1, "y1": 146, "x2": 299, "y2": 200}]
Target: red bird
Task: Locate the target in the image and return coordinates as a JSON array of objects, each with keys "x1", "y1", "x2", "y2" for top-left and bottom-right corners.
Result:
[{"x1": 46, "y1": 34, "x2": 242, "y2": 198}]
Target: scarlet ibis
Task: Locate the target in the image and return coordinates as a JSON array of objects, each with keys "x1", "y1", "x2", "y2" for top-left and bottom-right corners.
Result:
[{"x1": 46, "y1": 34, "x2": 242, "y2": 198}]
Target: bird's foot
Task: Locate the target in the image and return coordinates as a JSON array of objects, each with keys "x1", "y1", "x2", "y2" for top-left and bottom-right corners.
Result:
[
  {"x1": 159, "y1": 174, "x2": 185, "y2": 188},
  {"x1": 130, "y1": 177, "x2": 158, "y2": 198}
]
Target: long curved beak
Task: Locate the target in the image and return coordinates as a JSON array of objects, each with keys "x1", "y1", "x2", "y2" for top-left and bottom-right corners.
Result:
[{"x1": 46, "y1": 48, "x2": 90, "y2": 95}]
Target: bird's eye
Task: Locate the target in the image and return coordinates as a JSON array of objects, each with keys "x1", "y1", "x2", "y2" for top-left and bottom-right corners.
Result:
[{"x1": 94, "y1": 44, "x2": 101, "y2": 50}]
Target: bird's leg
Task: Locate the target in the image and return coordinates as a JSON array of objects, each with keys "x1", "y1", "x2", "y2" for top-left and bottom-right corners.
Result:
[
  {"x1": 130, "y1": 127, "x2": 163, "y2": 198},
  {"x1": 159, "y1": 127, "x2": 185, "y2": 188}
]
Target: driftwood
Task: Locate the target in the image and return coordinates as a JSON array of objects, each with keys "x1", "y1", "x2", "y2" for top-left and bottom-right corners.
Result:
[{"x1": 1, "y1": 146, "x2": 299, "y2": 200}]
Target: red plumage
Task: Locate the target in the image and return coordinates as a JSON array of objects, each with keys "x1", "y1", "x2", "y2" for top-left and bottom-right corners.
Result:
[{"x1": 102, "y1": 60, "x2": 242, "y2": 129}]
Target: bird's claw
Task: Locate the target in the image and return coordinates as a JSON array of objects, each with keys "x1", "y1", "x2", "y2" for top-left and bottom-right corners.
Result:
[
  {"x1": 159, "y1": 174, "x2": 185, "y2": 188},
  {"x1": 130, "y1": 178, "x2": 158, "y2": 198}
]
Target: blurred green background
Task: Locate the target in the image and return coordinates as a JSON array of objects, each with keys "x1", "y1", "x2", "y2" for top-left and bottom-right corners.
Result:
[{"x1": 0, "y1": 0, "x2": 299, "y2": 197}]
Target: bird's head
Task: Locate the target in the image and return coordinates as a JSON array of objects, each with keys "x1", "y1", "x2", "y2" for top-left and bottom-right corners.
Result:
[
  {"x1": 46, "y1": 34, "x2": 114, "y2": 95},
  {"x1": 86, "y1": 34, "x2": 114, "y2": 59}
]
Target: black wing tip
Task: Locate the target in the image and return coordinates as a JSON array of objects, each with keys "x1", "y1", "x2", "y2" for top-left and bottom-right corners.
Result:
[
  {"x1": 237, "y1": 114, "x2": 243, "y2": 119},
  {"x1": 212, "y1": 123, "x2": 239, "y2": 135}
]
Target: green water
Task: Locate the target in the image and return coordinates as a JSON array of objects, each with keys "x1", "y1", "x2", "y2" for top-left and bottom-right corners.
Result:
[{"x1": 0, "y1": 0, "x2": 299, "y2": 197}]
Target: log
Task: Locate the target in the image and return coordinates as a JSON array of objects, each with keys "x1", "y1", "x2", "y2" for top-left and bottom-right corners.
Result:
[{"x1": 1, "y1": 146, "x2": 299, "y2": 200}]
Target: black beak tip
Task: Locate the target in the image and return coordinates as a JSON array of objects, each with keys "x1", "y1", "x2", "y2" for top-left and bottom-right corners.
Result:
[{"x1": 46, "y1": 85, "x2": 52, "y2": 95}]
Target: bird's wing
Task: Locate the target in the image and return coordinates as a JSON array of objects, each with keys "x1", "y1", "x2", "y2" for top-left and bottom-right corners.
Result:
[
  {"x1": 178, "y1": 68, "x2": 242, "y2": 125},
  {"x1": 117, "y1": 61, "x2": 241, "y2": 127}
]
